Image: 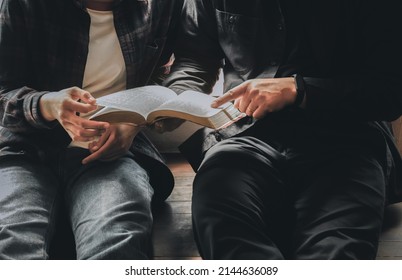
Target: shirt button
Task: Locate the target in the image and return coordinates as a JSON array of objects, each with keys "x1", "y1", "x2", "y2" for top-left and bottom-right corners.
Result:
[
  {"x1": 277, "y1": 24, "x2": 284, "y2": 31},
  {"x1": 270, "y1": 61, "x2": 278, "y2": 66},
  {"x1": 228, "y1": 15, "x2": 236, "y2": 24}
]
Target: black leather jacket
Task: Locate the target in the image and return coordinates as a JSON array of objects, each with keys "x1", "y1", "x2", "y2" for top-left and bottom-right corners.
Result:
[{"x1": 165, "y1": 0, "x2": 402, "y2": 203}]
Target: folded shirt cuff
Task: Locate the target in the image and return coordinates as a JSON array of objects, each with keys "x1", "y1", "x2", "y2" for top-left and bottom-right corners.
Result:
[{"x1": 23, "y1": 91, "x2": 58, "y2": 129}]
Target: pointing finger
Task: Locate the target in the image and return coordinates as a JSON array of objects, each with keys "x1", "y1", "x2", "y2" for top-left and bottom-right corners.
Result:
[{"x1": 211, "y1": 82, "x2": 249, "y2": 108}]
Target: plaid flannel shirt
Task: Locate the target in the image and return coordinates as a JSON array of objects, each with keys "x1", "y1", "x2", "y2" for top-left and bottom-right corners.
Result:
[{"x1": 0, "y1": 0, "x2": 182, "y2": 201}]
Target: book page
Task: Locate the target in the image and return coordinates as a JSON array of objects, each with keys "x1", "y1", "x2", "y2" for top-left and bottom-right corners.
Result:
[
  {"x1": 95, "y1": 85, "x2": 177, "y2": 118},
  {"x1": 150, "y1": 90, "x2": 230, "y2": 119},
  {"x1": 86, "y1": 106, "x2": 120, "y2": 120}
]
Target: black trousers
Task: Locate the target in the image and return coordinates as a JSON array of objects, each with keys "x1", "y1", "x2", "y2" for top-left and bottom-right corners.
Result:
[{"x1": 192, "y1": 118, "x2": 388, "y2": 259}]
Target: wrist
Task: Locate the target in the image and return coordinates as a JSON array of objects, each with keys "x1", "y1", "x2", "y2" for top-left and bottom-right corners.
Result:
[
  {"x1": 293, "y1": 74, "x2": 306, "y2": 108},
  {"x1": 39, "y1": 94, "x2": 56, "y2": 121}
]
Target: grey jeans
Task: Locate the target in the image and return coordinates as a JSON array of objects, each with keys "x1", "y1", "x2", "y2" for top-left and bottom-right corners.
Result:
[{"x1": 0, "y1": 147, "x2": 153, "y2": 259}]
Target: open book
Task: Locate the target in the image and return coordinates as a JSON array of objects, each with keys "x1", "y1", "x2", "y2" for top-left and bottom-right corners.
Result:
[{"x1": 85, "y1": 85, "x2": 245, "y2": 130}]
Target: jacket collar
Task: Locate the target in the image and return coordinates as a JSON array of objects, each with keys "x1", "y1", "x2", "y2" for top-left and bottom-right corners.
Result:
[{"x1": 73, "y1": 0, "x2": 147, "y2": 10}]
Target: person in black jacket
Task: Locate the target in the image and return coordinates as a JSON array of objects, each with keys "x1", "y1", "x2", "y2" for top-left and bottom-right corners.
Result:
[
  {"x1": 165, "y1": 0, "x2": 402, "y2": 259},
  {"x1": 0, "y1": 0, "x2": 182, "y2": 259}
]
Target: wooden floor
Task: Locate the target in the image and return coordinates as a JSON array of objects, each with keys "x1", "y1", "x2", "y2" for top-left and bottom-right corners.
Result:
[
  {"x1": 153, "y1": 153, "x2": 402, "y2": 260},
  {"x1": 377, "y1": 203, "x2": 402, "y2": 259},
  {"x1": 152, "y1": 154, "x2": 200, "y2": 259}
]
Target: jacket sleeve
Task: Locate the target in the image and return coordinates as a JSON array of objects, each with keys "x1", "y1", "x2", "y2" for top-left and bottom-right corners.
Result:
[
  {"x1": 0, "y1": 0, "x2": 55, "y2": 133},
  {"x1": 163, "y1": 0, "x2": 223, "y2": 94},
  {"x1": 303, "y1": 1, "x2": 402, "y2": 122}
]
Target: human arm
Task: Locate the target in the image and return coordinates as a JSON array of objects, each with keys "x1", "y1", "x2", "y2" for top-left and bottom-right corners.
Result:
[
  {"x1": 164, "y1": 0, "x2": 296, "y2": 120},
  {"x1": 0, "y1": 1, "x2": 109, "y2": 140},
  {"x1": 163, "y1": 0, "x2": 223, "y2": 95},
  {"x1": 167, "y1": 0, "x2": 402, "y2": 122},
  {"x1": 211, "y1": 1, "x2": 402, "y2": 121}
]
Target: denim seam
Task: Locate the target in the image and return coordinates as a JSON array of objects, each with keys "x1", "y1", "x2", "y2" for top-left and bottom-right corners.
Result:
[{"x1": 42, "y1": 190, "x2": 59, "y2": 259}]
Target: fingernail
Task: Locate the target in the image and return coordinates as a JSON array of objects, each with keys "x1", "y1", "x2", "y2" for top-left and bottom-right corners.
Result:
[{"x1": 92, "y1": 146, "x2": 98, "y2": 151}]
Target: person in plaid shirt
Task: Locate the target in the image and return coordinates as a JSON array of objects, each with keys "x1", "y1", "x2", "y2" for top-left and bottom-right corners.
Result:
[{"x1": 0, "y1": 0, "x2": 182, "y2": 259}]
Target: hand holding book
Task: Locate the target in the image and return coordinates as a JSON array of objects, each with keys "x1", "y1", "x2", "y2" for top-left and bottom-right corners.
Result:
[{"x1": 39, "y1": 86, "x2": 109, "y2": 142}]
